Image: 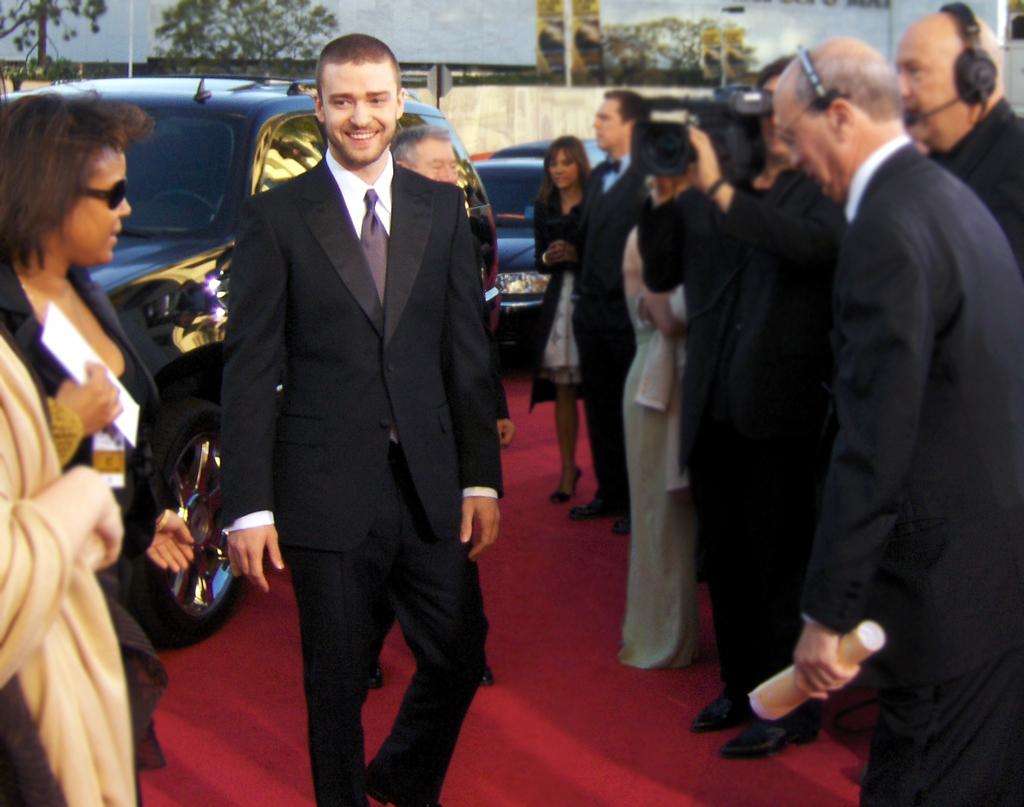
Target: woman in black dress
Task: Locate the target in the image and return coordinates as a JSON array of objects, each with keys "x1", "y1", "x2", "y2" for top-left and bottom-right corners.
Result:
[{"x1": 531, "y1": 136, "x2": 590, "y2": 502}]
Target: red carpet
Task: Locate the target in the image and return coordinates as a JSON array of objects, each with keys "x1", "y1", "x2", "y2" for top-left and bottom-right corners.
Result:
[{"x1": 140, "y1": 370, "x2": 874, "y2": 807}]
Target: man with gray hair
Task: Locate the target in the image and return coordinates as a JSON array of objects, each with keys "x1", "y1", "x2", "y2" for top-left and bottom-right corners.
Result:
[
  {"x1": 897, "y1": 3, "x2": 1024, "y2": 271},
  {"x1": 774, "y1": 38, "x2": 1024, "y2": 805},
  {"x1": 392, "y1": 125, "x2": 460, "y2": 184}
]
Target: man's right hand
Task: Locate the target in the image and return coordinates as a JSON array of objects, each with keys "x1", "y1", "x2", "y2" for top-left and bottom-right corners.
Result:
[{"x1": 227, "y1": 524, "x2": 284, "y2": 593}]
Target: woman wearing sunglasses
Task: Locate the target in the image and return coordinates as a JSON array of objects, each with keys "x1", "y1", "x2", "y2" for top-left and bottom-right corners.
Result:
[{"x1": 0, "y1": 93, "x2": 194, "y2": 800}]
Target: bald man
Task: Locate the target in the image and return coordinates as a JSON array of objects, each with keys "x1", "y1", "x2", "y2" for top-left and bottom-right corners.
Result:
[
  {"x1": 776, "y1": 37, "x2": 1024, "y2": 806},
  {"x1": 897, "y1": 3, "x2": 1024, "y2": 271}
]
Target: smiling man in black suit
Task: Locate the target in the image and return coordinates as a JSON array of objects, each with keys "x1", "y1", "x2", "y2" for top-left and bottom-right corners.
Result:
[
  {"x1": 775, "y1": 38, "x2": 1024, "y2": 806},
  {"x1": 220, "y1": 34, "x2": 502, "y2": 807}
]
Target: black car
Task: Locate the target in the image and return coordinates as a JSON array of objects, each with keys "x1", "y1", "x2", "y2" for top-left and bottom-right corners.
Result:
[
  {"x1": 474, "y1": 158, "x2": 548, "y2": 351},
  {"x1": 14, "y1": 77, "x2": 499, "y2": 646}
]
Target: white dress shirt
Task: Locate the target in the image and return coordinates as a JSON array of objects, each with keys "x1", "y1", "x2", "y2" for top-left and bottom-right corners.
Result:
[{"x1": 601, "y1": 153, "x2": 632, "y2": 193}]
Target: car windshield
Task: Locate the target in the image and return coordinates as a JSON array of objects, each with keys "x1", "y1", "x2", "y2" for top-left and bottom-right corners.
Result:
[
  {"x1": 476, "y1": 166, "x2": 542, "y2": 229},
  {"x1": 123, "y1": 108, "x2": 244, "y2": 237}
]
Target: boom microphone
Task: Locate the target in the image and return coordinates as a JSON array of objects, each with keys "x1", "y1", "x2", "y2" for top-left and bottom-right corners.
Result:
[{"x1": 903, "y1": 96, "x2": 960, "y2": 127}]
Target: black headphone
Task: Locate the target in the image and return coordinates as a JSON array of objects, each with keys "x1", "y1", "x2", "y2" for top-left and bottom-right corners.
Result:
[
  {"x1": 941, "y1": 3, "x2": 997, "y2": 107},
  {"x1": 796, "y1": 47, "x2": 842, "y2": 111}
]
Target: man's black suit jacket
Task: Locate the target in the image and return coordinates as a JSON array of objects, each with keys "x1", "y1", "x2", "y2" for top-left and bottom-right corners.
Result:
[
  {"x1": 932, "y1": 99, "x2": 1024, "y2": 274},
  {"x1": 221, "y1": 161, "x2": 502, "y2": 552},
  {"x1": 804, "y1": 146, "x2": 1024, "y2": 687},
  {"x1": 574, "y1": 163, "x2": 648, "y2": 332},
  {"x1": 639, "y1": 171, "x2": 843, "y2": 467}
]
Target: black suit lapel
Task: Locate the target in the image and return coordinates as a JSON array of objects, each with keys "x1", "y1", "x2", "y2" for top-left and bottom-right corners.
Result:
[
  {"x1": 300, "y1": 162, "x2": 384, "y2": 338},
  {"x1": 589, "y1": 167, "x2": 644, "y2": 232},
  {"x1": 578, "y1": 164, "x2": 610, "y2": 232},
  {"x1": 858, "y1": 144, "x2": 920, "y2": 212},
  {"x1": 384, "y1": 166, "x2": 431, "y2": 346}
]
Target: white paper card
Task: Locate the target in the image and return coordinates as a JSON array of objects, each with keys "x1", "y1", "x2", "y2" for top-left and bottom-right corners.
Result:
[{"x1": 39, "y1": 303, "x2": 140, "y2": 446}]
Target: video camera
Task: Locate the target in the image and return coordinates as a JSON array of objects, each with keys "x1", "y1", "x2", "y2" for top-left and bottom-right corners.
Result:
[{"x1": 631, "y1": 87, "x2": 772, "y2": 183}]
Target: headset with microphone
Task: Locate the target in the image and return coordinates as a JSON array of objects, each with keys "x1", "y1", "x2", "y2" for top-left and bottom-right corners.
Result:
[
  {"x1": 796, "y1": 47, "x2": 842, "y2": 111},
  {"x1": 904, "y1": 3, "x2": 996, "y2": 127}
]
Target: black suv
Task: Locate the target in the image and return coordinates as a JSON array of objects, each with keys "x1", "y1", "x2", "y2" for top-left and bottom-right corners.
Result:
[{"x1": 18, "y1": 77, "x2": 499, "y2": 646}]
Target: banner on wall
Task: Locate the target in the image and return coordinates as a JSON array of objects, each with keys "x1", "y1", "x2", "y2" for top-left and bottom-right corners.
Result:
[
  {"x1": 700, "y1": 25, "x2": 747, "y2": 82},
  {"x1": 537, "y1": 0, "x2": 566, "y2": 73},
  {"x1": 571, "y1": 0, "x2": 603, "y2": 76}
]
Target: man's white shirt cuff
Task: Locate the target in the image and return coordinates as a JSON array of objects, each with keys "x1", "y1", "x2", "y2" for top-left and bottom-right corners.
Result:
[
  {"x1": 463, "y1": 487, "x2": 498, "y2": 499},
  {"x1": 226, "y1": 511, "x2": 275, "y2": 532}
]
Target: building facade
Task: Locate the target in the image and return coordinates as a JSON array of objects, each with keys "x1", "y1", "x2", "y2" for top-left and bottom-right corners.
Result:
[{"x1": 0, "y1": 0, "x2": 1007, "y2": 72}]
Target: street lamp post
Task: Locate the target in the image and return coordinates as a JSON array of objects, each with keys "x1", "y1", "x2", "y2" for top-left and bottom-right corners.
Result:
[
  {"x1": 128, "y1": 0, "x2": 134, "y2": 77},
  {"x1": 720, "y1": 5, "x2": 745, "y2": 89}
]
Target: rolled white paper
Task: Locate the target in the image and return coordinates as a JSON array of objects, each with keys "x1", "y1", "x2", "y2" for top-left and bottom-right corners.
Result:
[{"x1": 748, "y1": 620, "x2": 886, "y2": 721}]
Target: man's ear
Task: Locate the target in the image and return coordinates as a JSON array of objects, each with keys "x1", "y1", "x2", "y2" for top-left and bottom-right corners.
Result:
[{"x1": 827, "y1": 97, "x2": 856, "y2": 141}]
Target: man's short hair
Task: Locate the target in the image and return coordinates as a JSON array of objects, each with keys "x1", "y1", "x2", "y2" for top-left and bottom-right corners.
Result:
[
  {"x1": 757, "y1": 55, "x2": 793, "y2": 89},
  {"x1": 316, "y1": 33, "x2": 401, "y2": 95},
  {"x1": 392, "y1": 125, "x2": 452, "y2": 164},
  {"x1": 791, "y1": 43, "x2": 901, "y2": 122},
  {"x1": 603, "y1": 89, "x2": 650, "y2": 124}
]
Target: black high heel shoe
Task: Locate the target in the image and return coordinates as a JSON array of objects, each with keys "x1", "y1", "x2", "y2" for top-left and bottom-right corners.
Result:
[{"x1": 549, "y1": 468, "x2": 582, "y2": 503}]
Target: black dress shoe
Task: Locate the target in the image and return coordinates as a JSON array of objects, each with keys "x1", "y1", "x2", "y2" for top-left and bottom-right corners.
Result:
[
  {"x1": 365, "y1": 778, "x2": 443, "y2": 807},
  {"x1": 549, "y1": 468, "x2": 582, "y2": 503},
  {"x1": 480, "y1": 665, "x2": 495, "y2": 686},
  {"x1": 569, "y1": 497, "x2": 623, "y2": 520},
  {"x1": 719, "y1": 718, "x2": 819, "y2": 759},
  {"x1": 611, "y1": 515, "x2": 631, "y2": 534},
  {"x1": 691, "y1": 692, "x2": 751, "y2": 733},
  {"x1": 367, "y1": 662, "x2": 383, "y2": 690}
]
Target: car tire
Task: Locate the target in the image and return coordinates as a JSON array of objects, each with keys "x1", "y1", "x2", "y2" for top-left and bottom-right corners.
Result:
[{"x1": 129, "y1": 397, "x2": 242, "y2": 648}]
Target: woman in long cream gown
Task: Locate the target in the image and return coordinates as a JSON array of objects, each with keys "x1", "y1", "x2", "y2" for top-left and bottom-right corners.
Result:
[
  {"x1": 618, "y1": 219, "x2": 699, "y2": 670},
  {"x1": 0, "y1": 328, "x2": 136, "y2": 806}
]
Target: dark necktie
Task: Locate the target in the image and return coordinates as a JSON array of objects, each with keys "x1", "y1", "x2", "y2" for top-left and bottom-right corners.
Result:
[
  {"x1": 361, "y1": 188, "x2": 388, "y2": 301},
  {"x1": 607, "y1": 159, "x2": 621, "y2": 174}
]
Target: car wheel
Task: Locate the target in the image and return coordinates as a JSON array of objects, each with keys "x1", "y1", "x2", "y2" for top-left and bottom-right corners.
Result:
[{"x1": 130, "y1": 397, "x2": 241, "y2": 648}]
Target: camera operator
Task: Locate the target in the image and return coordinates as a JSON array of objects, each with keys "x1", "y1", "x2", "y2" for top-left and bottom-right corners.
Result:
[{"x1": 637, "y1": 57, "x2": 845, "y2": 759}]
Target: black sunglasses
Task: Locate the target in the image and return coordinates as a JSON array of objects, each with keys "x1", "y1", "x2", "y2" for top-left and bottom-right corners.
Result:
[{"x1": 82, "y1": 178, "x2": 127, "y2": 209}]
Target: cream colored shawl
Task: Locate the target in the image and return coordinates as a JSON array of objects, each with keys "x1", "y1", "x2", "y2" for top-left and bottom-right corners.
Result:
[{"x1": 0, "y1": 337, "x2": 135, "y2": 806}]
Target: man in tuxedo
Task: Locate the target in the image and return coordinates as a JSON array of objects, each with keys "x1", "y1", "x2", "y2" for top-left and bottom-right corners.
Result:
[
  {"x1": 220, "y1": 34, "x2": 502, "y2": 807},
  {"x1": 570, "y1": 89, "x2": 649, "y2": 534},
  {"x1": 897, "y1": 3, "x2": 1024, "y2": 271},
  {"x1": 775, "y1": 39, "x2": 1024, "y2": 805},
  {"x1": 639, "y1": 58, "x2": 844, "y2": 757}
]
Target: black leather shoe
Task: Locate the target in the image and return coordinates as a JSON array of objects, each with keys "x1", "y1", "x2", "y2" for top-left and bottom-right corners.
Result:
[
  {"x1": 611, "y1": 515, "x2": 631, "y2": 534},
  {"x1": 691, "y1": 693, "x2": 751, "y2": 733},
  {"x1": 480, "y1": 665, "x2": 495, "y2": 686},
  {"x1": 365, "y1": 778, "x2": 443, "y2": 807},
  {"x1": 569, "y1": 497, "x2": 622, "y2": 520},
  {"x1": 367, "y1": 662, "x2": 383, "y2": 690},
  {"x1": 719, "y1": 719, "x2": 819, "y2": 759}
]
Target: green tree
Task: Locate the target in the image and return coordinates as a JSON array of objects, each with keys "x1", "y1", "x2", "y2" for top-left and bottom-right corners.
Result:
[
  {"x1": 603, "y1": 16, "x2": 755, "y2": 86},
  {"x1": 156, "y1": 0, "x2": 338, "y2": 72},
  {"x1": 0, "y1": 0, "x2": 106, "y2": 60}
]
